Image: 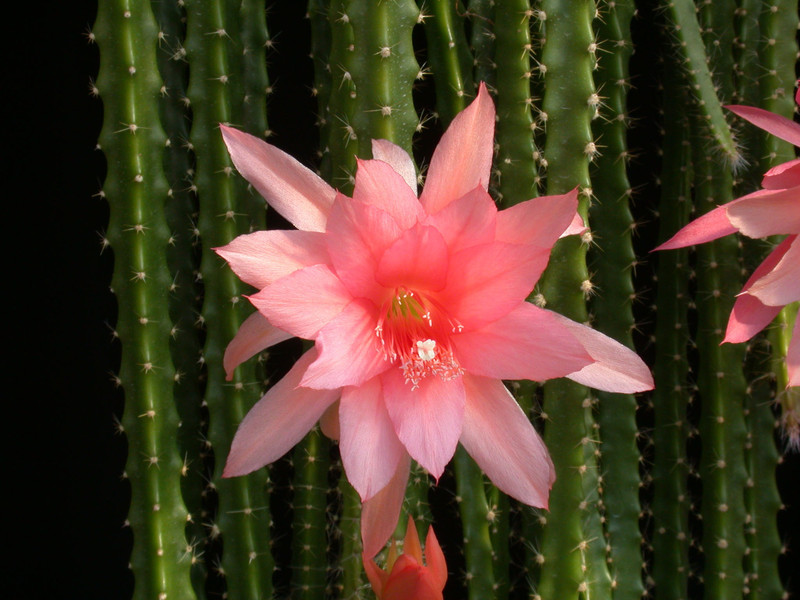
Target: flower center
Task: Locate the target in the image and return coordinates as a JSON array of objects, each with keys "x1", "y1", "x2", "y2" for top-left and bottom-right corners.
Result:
[{"x1": 375, "y1": 288, "x2": 464, "y2": 389}]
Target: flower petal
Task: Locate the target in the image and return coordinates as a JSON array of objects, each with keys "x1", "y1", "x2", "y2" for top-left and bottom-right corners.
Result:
[
  {"x1": 725, "y1": 104, "x2": 800, "y2": 147},
  {"x1": 551, "y1": 313, "x2": 654, "y2": 393},
  {"x1": 402, "y1": 516, "x2": 423, "y2": 564},
  {"x1": 460, "y1": 375, "x2": 554, "y2": 507},
  {"x1": 326, "y1": 194, "x2": 403, "y2": 300},
  {"x1": 362, "y1": 453, "x2": 411, "y2": 558},
  {"x1": 376, "y1": 225, "x2": 449, "y2": 292},
  {"x1": 726, "y1": 188, "x2": 800, "y2": 238},
  {"x1": 372, "y1": 139, "x2": 418, "y2": 197},
  {"x1": 320, "y1": 401, "x2": 341, "y2": 440},
  {"x1": 383, "y1": 562, "x2": 442, "y2": 600},
  {"x1": 452, "y1": 302, "x2": 593, "y2": 381},
  {"x1": 223, "y1": 349, "x2": 339, "y2": 477},
  {"x1": 788, "y1": 317, "x2": 799, "y2": 388},
  {"x1": 382, "y1": 369, "x2": 465, "y2": 479},
  {"x1": 215, "y1": 230, "x2": 329, "y2": 289},
  {"x1": 354, "y1": 158, "x2": 424, "y2": 230},
  {"x1": 223, "y1": 311, "x2": 292, "y2": 380},
  {"x1": 339, "y1": 377, "x2": 405, "y2": 501},
  {"x1": 746, "y1": 235, "x2": 800, "y2": 306},
  {"x1": 249, "y1": 264, "x2": 352, "y2": 340},
  {"x1": 495, "y1": 188, "x2": 581, "y2": 247},
  {"x1": 420, "y1": 82, "x2": 495, "y2": 214},
  {"x1": 423, "y1": 186, "x2": 497, "y2": 254},
  {"x1": 424, "y1": 527, "x2": 447, "y2": 590},
  {"x1": 653, "y1": 204, "x2": 736, "y2": 250},
  {"x1": 439, "y1": 241, "x2": 551, "y2": 330},
  {"x1": 761, "y1": 158, "x2": 800, "y2": 190},
  {"x1": 220, "y1": 125, "x2": 335, "y2": 232},
  {"x1": 301, "y1": 299, "x2": 391, "y2": 389},
  {"x1": 724, "y1": 237, "x2": 794, "y2": 343},
  {"x1": 560, "y1": 211, "x2": 588, "y2": 239}
]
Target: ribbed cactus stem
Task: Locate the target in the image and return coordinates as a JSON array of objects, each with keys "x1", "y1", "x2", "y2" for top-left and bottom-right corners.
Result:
[
  {"x1": 467, "y1": 0, "x2": 496, "y2": 90},
  {"x1": 95, "y1": 1, "x2": 196, "y2": 598},
  {"x1": 422, "y1": 0, "x2": 475, "y2": 124},
  {"x1": 337, "y1": 481, "x2": 365, "y2": 600},
  {"x1": 536, "y1": 3, "x2": 611, "y2": 599},
  {"x1": 651, "y1": 66, "x2": 693, "y2": 600},
  {"x1": 588, "y1": 2, "x2": 644, "y2": 598},
  {"x1": 694, "y1": 3, "x2": 749, "y2": 596},
  {"x1": 454, "y1": 447, "x2": 497, "y2": 599},
  {"x1": 494, "y1": 0, "x2": 540, "y2": 206},
  {"x1": 348, "y1": 0, "x2": 420, "y2": 157},
  {"x1": 664, "y1": 0, "x2": 741, "y2": 165},
  {"x1": 292, "y1": 428, "x2": 332, "y2": 599},
  {"x1": 184, "y1": 1, "x2": 273, "y2": 596}
]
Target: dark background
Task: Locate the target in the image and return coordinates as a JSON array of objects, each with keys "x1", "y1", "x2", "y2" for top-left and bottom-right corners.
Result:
[{"x1": 8, "y1": 1, "x2": 798, "y2": 598}]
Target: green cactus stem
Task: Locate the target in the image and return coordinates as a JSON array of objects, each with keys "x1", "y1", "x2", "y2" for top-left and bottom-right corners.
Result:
[{"x1": 95, "y1": 1, "x2": 196, "y2": 597}]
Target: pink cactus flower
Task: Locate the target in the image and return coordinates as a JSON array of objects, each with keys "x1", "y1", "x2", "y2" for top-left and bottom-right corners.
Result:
[
  {"x1": 655, "y1": 87, "x2": 800, "y2": 387},
  {"x1": 364, "y1": 516, "x2": 447, "y2": 600},
  {"x1": 216, "y1": 83, "x2": 654, "y2": 556}
]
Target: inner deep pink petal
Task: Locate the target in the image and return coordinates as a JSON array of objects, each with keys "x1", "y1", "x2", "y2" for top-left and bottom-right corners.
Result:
[
  {"x1": 654, "y1": 204, "x2": 737, "y2": 251},
  {"x1": 339, "y1": 377, "x2": 405, "y2": 501},
  {"x1": 419, "y1": 83, "x2": 495, "y2": 214},
  {"x1": 725, "y1": 104, "x2": 800, "y2": 147},
  {"x1": 326, "y1": 194, "x2": 403, "y2": 301},
  {"x1": 381, "y1": 369, "x2": 466, "y2": 480},
  {"x1": 726, "y1": 187, "x2": 800, "y2": 238},
  {"x1": 353, "y1": 159, "x2": 424, "y2": 230},
  {"x1": 423, "y1": 186, "x2": 497, "y2": 254},
  {"x1": 495, "y1": 188, "x2": 580, "y2": 247},
  {"x1": 762, "y1": 159, "x2": 800, "y2": 190},
  {"x1": 438, "y1": 241, "x2": 551, "y2": 330},
  {"x1": 451, "y1": 302, "x2": 593, "y2": 381},
  {"x1": 223, "y1": 349, "x2": 340, "y2": 477},
  {"x1": 460, "y1": 374, "x2": 554, "y2": 507},
  {"x1": 248, "y1": 263, "x2": 352, "y2": 340},
  {"x1": 220, "y1": 125, "x2": 335, "y2": 232},
  {"x1": 361, "y1": 453, "x2": 411, "y2": 558},
  {"x1": 371, "y1": 139, "x2": 419, "y2": 198},
  {"x1": 301, "y1": 298, "x2": 391, "y2": 389},
  {"x1": 376, "y1": 225, "x2": 449, "y2": 292},
  {"x1": 746, "y1": 235, "x2": 800, "y2": 306},
  {"x1": 223, "y1": 311, "x2": 292, "y2": 380},
  {"x1": 724, "y1": 237, "x2": 795, "y2": 343},
  {"x1": 215, "y1": 229, "x2": 329, "y2": 289}
]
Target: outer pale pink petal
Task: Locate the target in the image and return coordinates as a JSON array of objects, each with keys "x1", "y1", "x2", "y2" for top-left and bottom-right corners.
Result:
[
  {"x1": 724, "y1": 236, "x2": 794, "y2": 343},
  {"x1": 746, "y1": 235, "x2": 800, "y2": 306},
  {"x1": 419, "y1": 82, "x2": 495, "y2": 214},
  {"x1": 439, "y1": 242, "x2": 551, "y2": 330},
  {"x1": 451, "y1": 302, "x2": 592, "y2": 381},
  {"x1": 726, "y1": 188, "x2": 800, "y2": 238},
  {"x1": 361, "y1": 453, "x2": 411, "y2": 558},
  {"x1": 382, "y1": 369, "x2": 465, "y2": 479},
  {"x1": 761, "y1": 159, "x2": 800, "y2": 190},
  {"x1": 301, "y1": 299, "x2": 391, "y2": 389},
  {"x1": 496, "y1": 189, "x2": 580, "y2": 247},
  {"x1": 423, "y1": 186, "x2": 497, "y2": 253},
  {"x1": 725, "y1": 104, "x2": 800, "y2": 147},
  {"x1": 223, "y1": 349, "x2": 340, "y2": 477},
  {"x1": 249, "y1": 264, "x2": 351, "y2": 340},
  {"x1": 423, "y1": 527, "x2": 448, "y2": 590},
  {"x1": 220, "y1": 125, "x2": 335, "y2": 232},
  {"x1": 372, "y1": 139, "x2": 418, "y2": 196},
  {"x1": 215, "y1": 230, "x2": 329, "y2": 289},
  {"x1": 320, "y1": 401, "x2": 341, "y2": 440},
  {"x1": 551, "y1": 313, "x2": 655, "y2": 393},
  {"x1": 339, "y1": 377, "x2": 405, "y2": 501},
  {"x1": 354, "y1": 159, "x2": 424, "y2": 230},
  {"x1": 788, "y1": 318, "x2": 799, "y2": 388},
  {"x1": 326, "y1": 194, "x2": 402, "y2": 300},
  {"x1": 223, "y1": 312, "x2": 292, "y2": 380},
  {"x1": 376, "y1": 225, "x2": 449, "y2": 292},
  {"x1": 653, "y1": 204, "x2": 737, "y2": 250},
  {"x1": 560, "y1": 212, "x2": 588, "y2": 238},
  {"x1": 460, "y1": 375, "x2": 554, "y2": 507}
]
